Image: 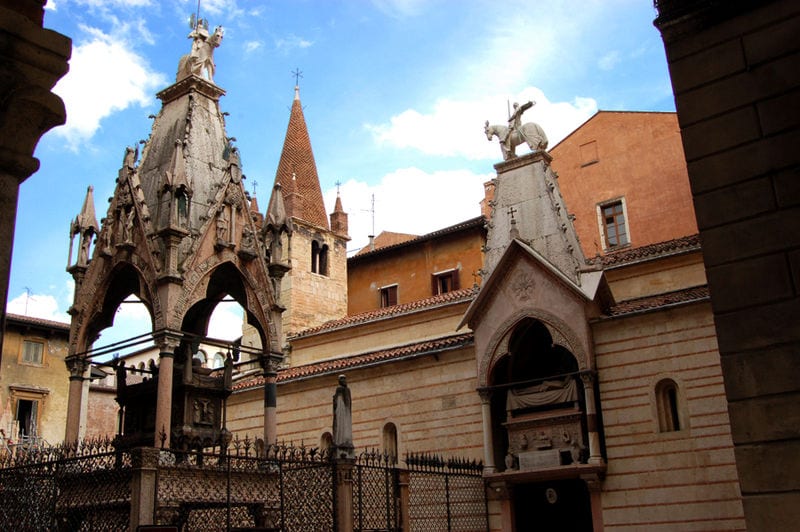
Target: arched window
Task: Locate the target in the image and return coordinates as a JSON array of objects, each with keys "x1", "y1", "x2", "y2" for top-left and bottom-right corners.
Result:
[
  {"x1": 212, "y1": 352, "x2": 226, "y2": 369},
  {"x1": 311, "y1": 240, "x2": 329, "y2": 276},
  {"x1": 382, "y1": 422, "x2": 398, "y2": 463},
  {"x1": 311, "y1": 240, "x2": 320, "y2": 273},
  {"x1": 656, "y1": 378, "x2": 683, "y2": 432},
  {"x1": 321, "y1": 432, "x2": 333, "y2": 454},
  {"x1": 319, "y1": 244, "x2": 329, "y2": 276}
]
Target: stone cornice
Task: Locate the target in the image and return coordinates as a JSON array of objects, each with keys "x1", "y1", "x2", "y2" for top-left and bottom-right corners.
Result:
[{"x1": 156, "y1": 75, "x2": 226, "y2": 105}]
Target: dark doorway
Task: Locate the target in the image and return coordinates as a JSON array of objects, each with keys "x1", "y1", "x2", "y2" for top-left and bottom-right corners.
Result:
[{"x1": 514, "y1": 479, "x2": 593, "y2": 531}]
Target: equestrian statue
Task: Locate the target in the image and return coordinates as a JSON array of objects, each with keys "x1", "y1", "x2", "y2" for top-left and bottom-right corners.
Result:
[
  {"x1": 177, "y1": 17, "x2": 224, "y2": 83},
  {"x1": 485, "y1": 100, "x2": 548, "y2": 161}
]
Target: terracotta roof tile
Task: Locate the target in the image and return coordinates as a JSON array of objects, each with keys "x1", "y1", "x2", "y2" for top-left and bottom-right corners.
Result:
[
  {"x1": 350, "y1": 216, "x2": 485, "y2": 261},
  {"x1": 272, "y1": 89, "x2": 329, "y2": 229},
  {"x1": 595, "y1": 234, "x2": 701, "y2": 268},
  {"x1": 356, "y1": 231, "x2": 419, "y2": 255},
  {"x1": 233, "y1": 332, "x2": 474, "y2": 391},
  {"x1": 291, "y1": 286, "x2": 479, "y2": 338},
  {"x1": 605, "y1": 285, "x2": 709, "y2": 317},
  {"x1": 6, "y1": 313, "x2": 70, "y2": 331}
]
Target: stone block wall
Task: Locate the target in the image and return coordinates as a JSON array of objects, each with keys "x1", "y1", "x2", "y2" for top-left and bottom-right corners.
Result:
[
  {"x1": 593, "y1": 303, "x2": 744, "y2": 529},
  {"x1": 655, "y1": 2, "x2": 800, "y2": 529},
  {"x1": 228, "y1": 346, "x2": 483, "y2": 458}
]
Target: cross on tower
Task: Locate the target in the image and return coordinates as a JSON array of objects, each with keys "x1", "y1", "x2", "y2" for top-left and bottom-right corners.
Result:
[
  {"x1": 292, "y1": 68, "x2": 303, "y2": 87},
  {"x1": 251, "y1": 180, "x2": 258, "y2": 197},
  {"x1": 507, "y1": 206, "x2": 517, "y2": 220},
  {"x1": 335, "y1": 180, "x2": 342, "y2": 194}
]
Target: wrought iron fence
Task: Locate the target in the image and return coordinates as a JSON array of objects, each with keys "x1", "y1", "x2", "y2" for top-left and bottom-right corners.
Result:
[
  {"x1": 406, "y1": 453, "x2": 488, "y2": 532},
  {"x1": 0, "y1": 438, "x2": 131, "y2": 531},
  {"x1": 0, "y1": 439, "x2": 486, "y2": 531}
]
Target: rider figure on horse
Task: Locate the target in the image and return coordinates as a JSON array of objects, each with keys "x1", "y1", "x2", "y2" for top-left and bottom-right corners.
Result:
[{"x1": 502, "y1": 101, "x2": 535, "y2": 148}]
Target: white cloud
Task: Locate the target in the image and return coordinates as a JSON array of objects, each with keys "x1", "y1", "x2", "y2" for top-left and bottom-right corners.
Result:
[
  {"x1": 365, "y1": 87, "x2": 596, "y2": 160},
  {"x1": 52, "y1": 26, "x2": 167, "y2": 148},
  {"x1": 325, "y1": 167, "x2": 492, "y2": 255},
  {"x1": 244, "y1": 40, "x2": 263, "y2": 53},
  {"x1": 274, "y1": 34, "x2": 313, "y2": 53},
  {"x1": 598, "y1": 50, "x2": 621, "y2": 71},
  {"x1": 7, "y1": 291, "x2": 70, "y2": 323}
]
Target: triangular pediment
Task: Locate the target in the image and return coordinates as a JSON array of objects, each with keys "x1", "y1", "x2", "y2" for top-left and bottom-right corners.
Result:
[{"x1": 460, "y1": 239, "x2": 612, "y2": 333}]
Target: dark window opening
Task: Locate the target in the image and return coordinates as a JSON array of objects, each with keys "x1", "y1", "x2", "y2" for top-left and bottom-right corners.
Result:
[
  {"x1": 380, "y1": 285, "x2": 398, "y2": 307},
  {"x1": 15, "y1": 399, "x2": 38, "y2": 439},
  {"x1": 432, "y1": 269, "x2": 460, "y2": 296},
  {"x1": 311, "y1": 241, "x2": 329, "y2": 276},
  {"x1": 656, "y1": 379, "x2": 682, "y2": 432}
]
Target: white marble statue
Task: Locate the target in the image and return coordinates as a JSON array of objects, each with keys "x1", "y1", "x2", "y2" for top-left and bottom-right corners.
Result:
[
  {"x1": 485, "y1": 100, "x2": 548, "y2": 160},
  {"x1": 177, "y1": 22, "x2": 223, "y2": 82}
]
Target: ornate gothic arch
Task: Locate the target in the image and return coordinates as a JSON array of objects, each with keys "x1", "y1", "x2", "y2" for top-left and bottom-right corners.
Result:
[
  {"x1": 478, "y1": 307, "x2": 589, "y2": 387},
  {"x1": 72, "y1": 260, "x2": 156, "y2": 353},
  {"x1": 177, "y1": 258, "x2": 273, "y2": 349}
]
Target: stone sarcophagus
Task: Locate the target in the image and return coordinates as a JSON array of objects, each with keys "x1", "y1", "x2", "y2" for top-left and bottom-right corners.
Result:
[
  {"x1": 503, "y1": 376, "x2": 588, "y2": 470},
  {"x1": 115, "y1": 357, "x2": 232, "y2": 450}
]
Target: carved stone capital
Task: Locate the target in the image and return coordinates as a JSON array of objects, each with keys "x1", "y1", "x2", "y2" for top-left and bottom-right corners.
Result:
[
  {"x1": 579, "y1": 371, "x2": 596, "y2": 388},
  {"x1": 65, "y1": 356, "x2": 89, "y2": 379}
]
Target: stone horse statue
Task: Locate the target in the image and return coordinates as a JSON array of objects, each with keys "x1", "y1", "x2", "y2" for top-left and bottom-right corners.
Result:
[
  {"x1": 177, "y1": 25, "x2": 224, "y2": 83},
  {"x1": 485, "y1": 120, "x2": 549, "y2": 161}
]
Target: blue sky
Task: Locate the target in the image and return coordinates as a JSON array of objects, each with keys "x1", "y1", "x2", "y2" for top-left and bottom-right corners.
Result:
[{"x1": 7, "y1": 0, "x2": 675, "y2": 345}]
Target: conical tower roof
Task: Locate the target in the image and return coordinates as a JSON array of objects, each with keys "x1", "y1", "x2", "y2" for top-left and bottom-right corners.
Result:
[{"x1": 272, "y1": 86, "x2": 329, "y2": 229}]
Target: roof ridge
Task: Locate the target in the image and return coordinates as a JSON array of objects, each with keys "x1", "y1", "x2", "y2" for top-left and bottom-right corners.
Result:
[
  {"x1": 291, "y1": 285, "x2": 479, "y2": 338},
  {"x1": 233, "y1": 332, "x2": 474, "y2": 391}
]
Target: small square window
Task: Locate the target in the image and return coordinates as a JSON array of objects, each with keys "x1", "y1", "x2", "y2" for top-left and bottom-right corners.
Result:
[
  {"x1": 22, "y1": 340, "x2": 44, "y2": 365},
  {"x1": 380, "y1": 285, "x2": 398, "y2": 307},
  {"x1": 432, "y1": 270, "x2": 460, "y2": 296},
  {"x1": 599, "y1": 199, "x2": 629, "y2": 249}
]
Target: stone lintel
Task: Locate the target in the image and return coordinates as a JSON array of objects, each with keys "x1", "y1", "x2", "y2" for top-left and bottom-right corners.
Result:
[
  {"x1": 157, "y1": 75, "x2": 226, "y2": 105},
  {"x1": 494, "y1": 150, "x2": 553, "y2": 174}
]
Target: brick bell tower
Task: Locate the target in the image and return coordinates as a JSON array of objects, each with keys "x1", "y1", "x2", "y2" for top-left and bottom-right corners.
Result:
[{"x1": 266, "y1": 84, "x2": 349, "y2": 343}]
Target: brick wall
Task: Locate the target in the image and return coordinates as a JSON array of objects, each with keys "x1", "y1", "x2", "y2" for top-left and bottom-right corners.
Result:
[{"x1": 655, "y1": 2, "x2": 800, "y2": 529}]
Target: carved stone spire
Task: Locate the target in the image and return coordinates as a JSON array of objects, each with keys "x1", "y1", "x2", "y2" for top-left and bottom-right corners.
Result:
[{"x1": 67, "y1": 186, "x2": 100, "y2": 270}]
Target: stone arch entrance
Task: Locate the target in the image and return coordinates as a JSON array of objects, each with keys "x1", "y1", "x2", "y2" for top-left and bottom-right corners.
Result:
[{"x1": 487, "y1": 317, "x2": 587, "y2": 471}]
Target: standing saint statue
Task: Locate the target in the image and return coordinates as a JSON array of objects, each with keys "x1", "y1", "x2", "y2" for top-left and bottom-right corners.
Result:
[{"x1": 332, "y1": 374, "x2": 354, "y2": 456}]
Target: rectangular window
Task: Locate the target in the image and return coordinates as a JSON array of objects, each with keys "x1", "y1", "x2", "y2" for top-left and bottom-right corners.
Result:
[
  {"x1": 21, "y1": 340, "x2": 44, "y2": 365},
  {"x1": 15, "y1": 398, "x2": 39, "y2": 439},
  {"x1": 599, "y1": 199, "x2": 629, "y2": 249},
  {"x1": 380, "y1": 285, "x2": 398, "y2": 307},
  {"x1": 432, "y1": 269, "x2": 460, "y2": 296}
]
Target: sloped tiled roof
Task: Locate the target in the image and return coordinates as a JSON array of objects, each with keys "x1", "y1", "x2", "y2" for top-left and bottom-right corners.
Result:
[
  {"x1": 233, "y1": 332, "x2": 474, "y2": 391},
  {"x1": 356, "y1": 231, "x2": 419, "y2": 255},
  {"x1": 595, "y1": 234, "x2": 701, "y2": 268},
  {"x1": 6, "y1": 313, "x2": 70, "y2": 332},
  {"x1": 291, "y1": 286, "x2": 479, "y2": 339},
  {"x1": 272, "y1": 87, "x2": 329, "y2": 230},
  {"x1": 350, "y1": 216, "x2": 485, "y2": 261},
  {"x1": 604, "y1": 285, "x2": 709, "y2": 318}
]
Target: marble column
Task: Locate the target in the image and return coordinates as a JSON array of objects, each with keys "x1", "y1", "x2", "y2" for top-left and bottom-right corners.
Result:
[
  {"x1": 262, "y1": 354, "x2": 278, "y2": 445},
  {"x1": 580, "y1": 372, "x2": 604, "y2": 464},
  {"x1": 154, "y1": 336, "x2": 178, "y2": 448},
  {"x1": 479, "y1": 389, "x2": 497, "y2": 473},
  {"x1": 64, "y1": 356, "x2": 88, "y2": 442}
]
